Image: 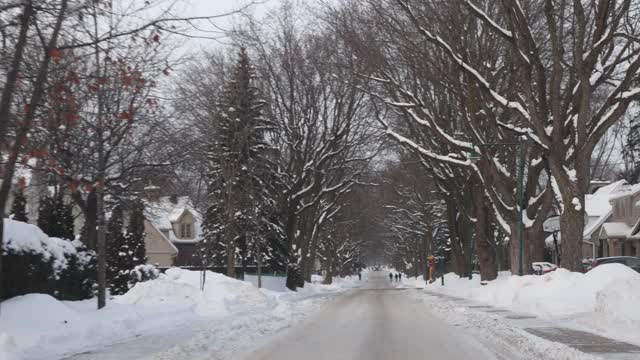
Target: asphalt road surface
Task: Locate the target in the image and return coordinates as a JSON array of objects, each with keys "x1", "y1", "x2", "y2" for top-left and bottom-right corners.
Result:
[{"x1": 241, "y1": 271, "x2": 499, "y2": 360}]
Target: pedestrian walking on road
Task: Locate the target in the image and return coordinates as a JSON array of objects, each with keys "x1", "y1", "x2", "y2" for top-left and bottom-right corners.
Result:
[
  {"x1": 358, "y1": 272, "x2": 362, "y2": 281},
  {"x1": 394, "y1": 274, "x2": 398, "y2": 282},
  {"x1": 389, "y1": 273, "x2": 393, "y2": 281},
  {"x1": 398, "y1": 273, "x2": 402, "y2": 281}
]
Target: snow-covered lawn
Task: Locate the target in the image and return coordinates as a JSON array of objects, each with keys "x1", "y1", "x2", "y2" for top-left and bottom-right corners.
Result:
[
  {"x1": 0, "y1": 268, "x2": 354, "y2": 360},
  {"x1": 405, "y1": 264, "x2": 640, "y2": 346}
]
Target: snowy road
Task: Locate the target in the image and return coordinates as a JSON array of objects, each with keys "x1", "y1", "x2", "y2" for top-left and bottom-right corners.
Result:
[{"x1": 240, "y1": 272, "x2": 500, "y2": 360}]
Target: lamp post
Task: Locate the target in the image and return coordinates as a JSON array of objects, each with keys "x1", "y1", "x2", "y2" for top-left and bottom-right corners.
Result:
[{"x1": 468, "y1": 137, "x2": 528, "y2": 276}]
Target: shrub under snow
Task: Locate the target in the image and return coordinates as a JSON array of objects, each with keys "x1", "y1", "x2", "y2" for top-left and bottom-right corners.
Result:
[
  {"x1": 128, "y1": 264, "x2": 160, "y2": 288},
  {"x1": 1, "y1": 219, "x2": 95, "y2": 300}
]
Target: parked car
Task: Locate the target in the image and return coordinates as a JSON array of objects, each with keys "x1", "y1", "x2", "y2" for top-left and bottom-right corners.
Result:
[
  {"x1": 581, "y1": 258, "x2": 594, "y2": 273},
  {"x1": 531, "y1": 262, "x2": 558, "y2": 275},
  {"x1": 590, "y1": 256, "x2": 640, "y2": 273}
]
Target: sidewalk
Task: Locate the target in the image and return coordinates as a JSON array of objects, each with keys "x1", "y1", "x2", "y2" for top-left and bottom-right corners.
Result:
[{"x1": 424, "y1": 291, "x2": 640, "y2": 360}]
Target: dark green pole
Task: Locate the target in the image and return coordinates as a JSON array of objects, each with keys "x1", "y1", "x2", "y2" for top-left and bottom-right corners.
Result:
[{"x1": 517, "y1": 139, "x2": 526, "y2": 276}]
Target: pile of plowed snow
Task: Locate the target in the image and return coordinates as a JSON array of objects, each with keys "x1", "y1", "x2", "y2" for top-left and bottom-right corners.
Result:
[
  {"x1": 420, "y1": 263, "x2": 640, "y2": 344},
  {"x1": 0, "y1": 268, "x2": 270, "y2": 360},
  {"x1": 424, "y1": 264, "x2": 640, "y2": 316},
  {"x1": 116, "y1": 268, "x2": 268, "y2": 315}
]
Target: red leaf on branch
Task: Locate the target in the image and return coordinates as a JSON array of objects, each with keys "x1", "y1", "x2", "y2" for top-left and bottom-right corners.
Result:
[
  {"x1": 49, "y1": 48, "x2": 63, "y2": 64},
  {"x1": 30, "y1": 148, "x2": 49, "y2": 158},
  {"x1": 118, "y1": 111, "x2": 131, "y2": 120}
]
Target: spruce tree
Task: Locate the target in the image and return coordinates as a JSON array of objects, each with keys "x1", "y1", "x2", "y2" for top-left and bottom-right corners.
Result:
[
  {"x1": 201, "y1": 48, "x2": 286, "y2": 276},
  {"x1": 106, "y1": 205, "x2": 129, "y2": 295},
  {"x1": 107, "y1": 203, "x2": 148, "y2": 295},
  {"x1": 125, "y1": 201, "x2": 147, "y2": 268},
  {"x1": 11, "y1": 188, "x2": 28, "y2": 222},
  {"x1": 37, "y1": 193, "x2": 74, "y2": 239}
]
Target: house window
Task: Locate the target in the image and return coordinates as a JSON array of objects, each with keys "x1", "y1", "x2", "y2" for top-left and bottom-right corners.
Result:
[{"x1": 180, "y1": 223, "x2": 193, "y2": 239}]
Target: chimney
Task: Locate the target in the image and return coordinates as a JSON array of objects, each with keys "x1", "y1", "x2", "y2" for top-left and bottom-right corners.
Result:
[
  {"x1": 143, "y1": 184, "x2": 161, "y2": 201},
  {"x1": 169, "y1": 194, "x2": 178, "y2": 204}
]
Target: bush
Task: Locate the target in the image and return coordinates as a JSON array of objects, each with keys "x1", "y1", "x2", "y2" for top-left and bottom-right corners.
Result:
[
  {"x1": 128, "y1": 264, "x2": 160, "y2": 288},
  {"x1": 55, "y1": 241, "x2": 96, "y2": 300},
  {"x1": 2, "y1": 247, "x2": 56, "y2": 300},
  {"x1": 1, "y1": 219, "x2": 96, "y2": 301}
]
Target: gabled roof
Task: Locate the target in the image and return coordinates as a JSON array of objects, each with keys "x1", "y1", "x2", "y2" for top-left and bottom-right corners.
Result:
[
  {"x1": 601, "y1": 222, "x2": 633, "y2": 238},
  {"x1": 582, "y1": 180, "x2": 625, "y2": 238},
  {"x1": 144, "y1": 196, "x2": 203, "y2": 244},
  {"x1": 609, "y1": 182, "x2": 640, "y2": 200}
]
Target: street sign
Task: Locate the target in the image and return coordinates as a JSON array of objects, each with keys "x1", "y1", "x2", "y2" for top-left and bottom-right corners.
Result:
[{"x1": 543, "y1": 215, "x2": 560, "y2": 232}]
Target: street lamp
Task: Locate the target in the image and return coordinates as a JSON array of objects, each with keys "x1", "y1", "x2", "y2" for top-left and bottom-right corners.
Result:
[{"x1": 467, "y1": 137, "x2": 528, "y2": 276}]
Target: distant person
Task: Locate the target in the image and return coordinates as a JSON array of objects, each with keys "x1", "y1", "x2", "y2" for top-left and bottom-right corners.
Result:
[
  {"x1": 358, "y1": 272, "x2": 362, "y2": 281},
  {"x1": 398, "y1": 273, "x2": 402, "y2": 281},
  {"x1": 394, "y1": 273, "x2": 398, "y2": 282},
  {"x1": 389, "y1": 272, "x2": 393, "y2": 281}
]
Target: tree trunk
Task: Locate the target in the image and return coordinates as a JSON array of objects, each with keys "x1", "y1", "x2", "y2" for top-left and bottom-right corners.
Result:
[
  {"x1": 473, "y1": 189, "x2": 497, "y2": 281},
  {"x1": 477, "y1": 217, "x2": 497, "y2": 281},
  {"x1": 445, "y1": 195, "x2": 466, "y2": 275},
  {"x1": 508, "y1": 223, "x2": 546, "y2": 275},
  {"x1": 560, "y1": 207, "x2": 585, "y2": 271},
  {"x1": 324, "y1": 254, "x2": 334, "y2": 285},
  {"x1": 225, "y1": 230, "x2": 236, "y2": 278},
  {"x1": 284, "y1": 203, "x2": 300, "y2": 291}
]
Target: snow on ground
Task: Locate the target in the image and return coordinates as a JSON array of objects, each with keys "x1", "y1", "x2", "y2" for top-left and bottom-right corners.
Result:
[
  {"x1": 407, "y1": 292, "x2": 601, "y2": 360},
  {"x1": 0, "y1": 268, "x2": 357, "y2": 360},
  {"x1": 405, "y1": 264, "x2": 640, "y2": 346}
]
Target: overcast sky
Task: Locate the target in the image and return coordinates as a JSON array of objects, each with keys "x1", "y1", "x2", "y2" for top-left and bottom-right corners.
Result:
[{"x1": 165, "y1": 0, "x2": 273, "y2": 52}]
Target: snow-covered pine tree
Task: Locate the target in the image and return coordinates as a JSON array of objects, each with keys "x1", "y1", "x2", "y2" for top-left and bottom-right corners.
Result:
[
  {"x1": 201, "y1": 48, "x2": 286, "y2": 277},
  {"x1": 622, "y1": 118, "x2": 640, "y2": 183},
  {"x1": 11, "y1": 188, "x2": 28, "y2": 223},
  {"x1": 124, "y1": 201, "x2": 147, "y2": 269},
  {"x1": 107, "y1": 202, "x2": 148, "y2": 295},
  {"x1": 37, "y1": 193, "x2": 74, "y2": 239},
  {"x1": 106, "y1": 205, "x2": 129, "y2": 295}
]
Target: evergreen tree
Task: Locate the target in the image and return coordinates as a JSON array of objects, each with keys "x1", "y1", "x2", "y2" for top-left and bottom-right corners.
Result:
[
  {"x1": 622, "y1": 117, "x2": 640, "y2": 182},
  {"x1": 106, "y1": 205, "x2": 128, "y2": 295},
  {"x1": 107, "y1": 203, "x2": 148, "y2": 295},
  {"x1": 11, "y1": 188, "x2": 28, "y2": 222},
  {"x1": 37, "y1": 193, "x2": 74, "y2": 239},
  {"x1": 124, "y1": 201, "x2": 147, "y2": 268},
  {"x1": 201, "y1": 48, "x2": 286, "y2": 276}
]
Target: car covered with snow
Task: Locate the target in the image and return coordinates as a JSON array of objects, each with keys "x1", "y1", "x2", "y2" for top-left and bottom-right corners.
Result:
[
  {"x1": 531, "y1": 262, "x2": 558, "y2": 275},
  {"x1": 590, "y1": 256, "x2": 640, "y2": 273}
]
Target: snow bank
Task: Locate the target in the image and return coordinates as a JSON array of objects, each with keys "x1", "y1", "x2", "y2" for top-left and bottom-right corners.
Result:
[
  {"x1": 2, "y1": 218, "x2": 85, "y2": 273},
  {"x1": 243, "y1": 274, "x2": 287, "y2": 292},
  {"x1": 0, "y1": 269, "x2": 272, "y2": 359},
  {"x1": 425, "y1": 264, "x2": 640, "y2": 344},
  {"x1": 0, "y1": 268, "x2": 350, "y2": 359},
  {"x1": 0, "y1": 292, "x2": 195, "y2": 360},
  {"x1": 116, "y1": 268, "x2": 268, "y2": 315}
]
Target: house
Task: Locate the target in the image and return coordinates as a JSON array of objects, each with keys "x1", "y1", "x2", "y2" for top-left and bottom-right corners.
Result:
[
  {"x1": 142, "y1": 186, "x2": 204, "y2": 267},
  {"x1": 599, "y1": 182, "x2": 640, "y2": 258},
  {"x1": 546, "y1": 180, "x2": 625, "y2": 260}
]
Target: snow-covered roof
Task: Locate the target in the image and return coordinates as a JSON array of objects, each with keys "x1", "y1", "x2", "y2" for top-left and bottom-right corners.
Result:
[
  {"x1": 144, "y1": 196, "x2": 203, "y2": 245},
  {"x1": 609, "y1": 182, "x2": 640, "y2": 201},
  {"x1": 601, "y1": 222, "x2": 633, "y2": 238},
  {"x1": 586, "y1": 180, "x2": 625, "y2": 215},
  {"x1": 578, "y1": 180, "x2": 626, "y2": 239}
]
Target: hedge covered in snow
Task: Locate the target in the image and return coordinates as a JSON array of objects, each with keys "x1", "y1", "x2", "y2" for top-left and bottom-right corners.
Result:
[{"x1": 1, "y1": 219, "x2": 95, "y2": 300}]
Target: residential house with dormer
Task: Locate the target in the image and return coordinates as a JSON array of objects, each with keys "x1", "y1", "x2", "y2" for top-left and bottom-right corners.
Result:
[
  {"x1": 142, "y1": 185, "x2": 204, "y2": 267},
  {"x1": 599, "y1": 182, "x2": 640, "y2": 258}
]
